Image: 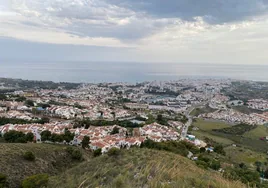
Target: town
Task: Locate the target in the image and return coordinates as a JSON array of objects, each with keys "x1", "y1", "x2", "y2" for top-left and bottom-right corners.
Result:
[{"x1": 1, "y1": 78, "x2": 268, "y2": 155}]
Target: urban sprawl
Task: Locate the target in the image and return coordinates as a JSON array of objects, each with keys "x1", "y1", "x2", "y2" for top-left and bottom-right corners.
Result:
[{"x1": 1, "y1": 79, "x2": 268, "y2": 154}]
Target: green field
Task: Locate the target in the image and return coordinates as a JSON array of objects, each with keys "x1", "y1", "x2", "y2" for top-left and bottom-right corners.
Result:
[
  {"x1": 190, "y1": 106, "x2": 216, "y2": 117},
  {"x1": 191, "y1": 119, "x2": 268, "y2": 152},
  {"x1": 192, "y1": 118, "x2": 232, "y2": 131},
  {"x1": 191, "y1": 119, "x2": 234, "y2": 146},
  {"x1": 224, "y1": 146, "x2": 267, "y2": 168},
  {"x1": 244, "y1": 125, "x2": 268, "y2": 139},
  {"x1": 192, "y1": 130, "x2": 234, "y2": 145}
]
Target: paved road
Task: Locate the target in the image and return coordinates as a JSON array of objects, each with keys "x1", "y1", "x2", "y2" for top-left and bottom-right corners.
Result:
[{"x1": 181, "y1": 102, "x2": 207, "y2": 139}]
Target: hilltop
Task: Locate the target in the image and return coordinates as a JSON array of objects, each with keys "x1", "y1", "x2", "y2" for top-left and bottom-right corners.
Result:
[
  {"x1": 48, "y1": 148, "x2": 244, "y2": 188},
  {"x1": 0, "y1": 143, "x2": 90, "y2": 188}
]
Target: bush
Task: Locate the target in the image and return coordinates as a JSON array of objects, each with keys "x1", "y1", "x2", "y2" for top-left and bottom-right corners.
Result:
[
  {"x1": 40, "y1": 130, "x2": 51, "y2": 142},
  {"x1": 93, "y1": 148, "x2": 102, "y2": 157},
  {"x1": 200, "y1": 147, "x2": 206, "y2": 153},
  {"x1": 81, "y1": 136, "x2": 90, "y2": 149},
  {"x1": 21, "y1": 174, "x2": 48, "y2": 188},
  {"x1": 24, "y1": 100, "x2": 35, "y2": 107},
  {"x1": 23, "y1": 151, "x2": 35, "y2": 161},
  {"x1": 0, "y1": 173, "x2": 8, "y2": 188},
  {"x1": 66, "y1": 146, "x2": 74, "y2": 154},
  {"x1": 196, "y1": 160, "x2": 209, "y2": 169},
  {"x1": 107, "y1": 147, "x2": 120, "y2": 157},
  {"x1": 111, "y1": 127, "x2": 120, "y2": 135},
  {"x1": 25, "y1": 132, "x2": 34, "y2": 142},
  {"x1": 3, "y1": 130, "x2": 27, "y2": 143},
  {"x1": 214, "y1": 144, "x2": 226, "y2": 155},
  {"x1": 141, "y1": 140, "x2": 189, "y2": 157},
  {"x1": 180, "y1": 141, "x2": 200, "y2": 154},
  {"x1": 71, "y1": 149, "x2": 82, "y2": 160},
  {"x1": 223, "y1": 167, "x2": 260, "y2": 187},
  {"x1": 210, "y1": 160, "x2": 221, "y2": 170}
]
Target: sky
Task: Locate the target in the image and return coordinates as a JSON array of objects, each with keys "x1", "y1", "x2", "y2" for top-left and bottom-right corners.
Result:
[{"x1": 1, "y1": 0, "x2": 268, "y2": 64}]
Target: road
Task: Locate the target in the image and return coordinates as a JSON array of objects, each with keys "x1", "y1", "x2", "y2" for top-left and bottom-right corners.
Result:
[{"x1": 180, "y1": 101, "x2": 207, "y2": 139}]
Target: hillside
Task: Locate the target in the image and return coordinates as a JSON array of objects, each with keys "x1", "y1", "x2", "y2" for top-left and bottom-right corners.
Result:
[
  {"x1": 0, "y1": 143, "x2": 90, "y2": 188},
  {"x1": 48, "y1": 148, "x2": 244, "y2": 188}
]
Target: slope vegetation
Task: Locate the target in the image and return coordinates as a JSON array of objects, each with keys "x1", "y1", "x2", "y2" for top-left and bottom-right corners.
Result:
[
  {"x1": 0, "y1": 143, "x2": 90, "y2": 188},
  {"x1": 48, "y1": 148, "x2": 244, "y2": 188}
]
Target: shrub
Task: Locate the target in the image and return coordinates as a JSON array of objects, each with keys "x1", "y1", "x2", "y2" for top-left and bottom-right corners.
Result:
[
  {"x1": 25, "y1": 132, "x2": 34, "y2": 142},
  {"x1": 93, "y1": 148, "x2": 102, "y2": 157},
  {"x1": 223, "y1": 167, "x2": 260, "y2": 186},
  {"x1": 24, "y1": 100, "x2": 35, "y2": 107},
  {"x1": 196, "y1": 160, "x2": 209, "y2": 169},
  {"x1": 107, "y1": 147, "x2": 120, "y2": 157},
  {"x1": 23, "y1": 151, "x2": 35, "y2": 161},
  {"x1": 0, "y1": 173, "x2": 8, "y2": 188},
  {"x1": 71, "y1": 149, "x2": 82, "y2": 160},
  {"x1": 21, "y1": 174, "x2": 48, "y2": 188},
  {"x1": 3, "y1": 130, "x2": 26, "y2": 143},
  {"x1": 214, "y1": 144, "x2": 226, "y2": 155},
  {"x1": 81, "y1": 136, "x2": 90, "y2": 149},
  {"x1": 141, "y1": 140, "x2": 189, "y2": 157},
  {"x1": 180, "y1": 141, "x2": 200, "y2": 154},
  {"x1": 210, "y1": 160, "x2": 221, "y2": 170},
  {"x1": 200, "y1": 147, "x2": 206, "y2": 153},
  {"x1": 111, "y1": 127, "x2": 120, "y2": 135},
  {"x1": 66, "y1": 146, "x2": 74, "y2": 154},
  {"x1": 40, "y1": 130, "x2": 51, "y2": 141}
]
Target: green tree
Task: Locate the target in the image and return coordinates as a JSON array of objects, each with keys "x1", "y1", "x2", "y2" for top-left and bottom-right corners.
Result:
[
  {"x1": 214, "y1": 144, "x2": 225, "y2": 155},
  {"x1": 24, "y1": 100, "x2": 35, "y2": 107},
  {"x1": 0, "y1": 94, "x2": 7, "y2": 101},
  {"x1": 200, "y1": 147, "x2": 206, "y2": 153},
  {"x1": 223, "y1": 167, "x2": 260, "y2": 186},
  {"x1": 3, "y1": 130, "x2": 26, "y2": 143},
  {"x1": 81, "y1": 136, "x2": 90, "y2": 149},
  {"x1": 239, "y1": 163, "x2": 247, "y2": 169},
  {"x1": 111, "y1": 127, "x2": 120, "y2": 135},
  {"x1": 25, "y1": 132, "x2": 34, "y2": 142},
  {"x1": 63, "y1": 128, "x2": 74, "y2": 143},
  {"x1": 51, "y1": 133, "x2": 64, "y2": 143},
  {"x1": 37, "y1": 117, "x2": 50, "y2": 124},
  {"x1": 21, "y1": 174, "x2": 48, "y2": 188},
  {"x1": 156, "y1": 114, "x2": 163, "y2": 122},
  {"x1": 210, "y1": 160, "x2": 221, "y2": 170},
  {"x1": 40, "y1": 130, "x2": 51, "y2": 141},
  {"x1": 15, "y1": 96, "x2": 26, "y2": 102}
]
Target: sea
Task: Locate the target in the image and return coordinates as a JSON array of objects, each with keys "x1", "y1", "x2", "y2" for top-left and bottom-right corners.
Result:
[{"x1": 0, "y1": 61, "x2": 268, "y2": 83}]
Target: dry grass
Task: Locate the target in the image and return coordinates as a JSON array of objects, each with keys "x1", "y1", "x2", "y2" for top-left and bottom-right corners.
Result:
[
  {"x1": 0, "y1": 143, "x2": 90, "y2": 188},
  {"x1": 224, "y1": 146, "x2": 267, "y2": 168},
  {"x1": 48, "y1": 148, "x2": 245, "y2": 188}
]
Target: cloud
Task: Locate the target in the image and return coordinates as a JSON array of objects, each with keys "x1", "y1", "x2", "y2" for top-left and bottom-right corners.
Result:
[
  {"x1": 109, "y1": 0, "x2": 268, "y2": 24},
  {"x1": 1, "y1": 0, "x2": 268, "y2": 64},
  {"x1": 1, "y1": 0, "x2": 267, "y2": 42}
]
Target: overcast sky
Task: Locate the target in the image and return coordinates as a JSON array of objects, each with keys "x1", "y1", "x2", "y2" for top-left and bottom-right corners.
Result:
[{"x1": 1, "y1": 0, "x2": 268, "y2": 64}]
